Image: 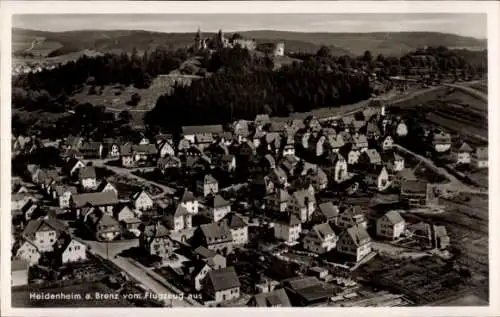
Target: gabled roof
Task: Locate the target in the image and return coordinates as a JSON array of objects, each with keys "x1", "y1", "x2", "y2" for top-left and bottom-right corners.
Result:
[
  {"x1": 207, "y1": 266, "x2": 240, "y2": 291},
  {"x1": 55, "y1": 185, "x2": 77, "y2": 196},
  {"x1": 173, "y1": 205, "x2": 190, "y2": 217},
  {"x1": 182, "y1": 125, "x2": 223, "y2": 135},
  {"x1": 97, "y1": 180, "x2": 116, "y2": 192},
  {"x1": 255, "y1": 114, "x2": 271, "y2": 126},
  {"x1": 143, "y1": 223, "x2": 170, "y2": 238},
  {"x1": 22, "y1": 216, "x2": 68, "y2": 240},
  {"x1": 364, "y1": 149, "x2": 381, "y2": 163},
  {"x1": 80, "y1": 141, "x2": 102, "y2": 151},
  {"x1": 317, "y1": 202, "x2": 339, "y2": 219},
  {"x1": 200, "y1": 222, "x2": 232, "y2": 242},
  {"x1": 276, "y1": 213, "x2": 301, "y2": 226},
  {"x1": 291, "y1": 189, "x2": 316, "y2": 208},
  {"x1": 344, "y1": 225, "x2": 371, "y2": 246},
  {"x1": 201, "y1": 174, "x2": 217, "y2": 184},
  {"x1": 178, "y1": 188, "x2": 196, "y2": 203},
  {"x1": 194, "y1": 246, "x2": 217, "y2": 259},
  {"x1": 206, "y1": 194, "x2": 230, "y2": 209},
  {"x1": 72, "y1": 191, "x2": 119, "y2": 208},
  {"x1": 474, "y1": 147, "x2": 488, "y2": 160},
  {"x1": 401, "y1": 180, "x2": 428, "y2": 194},
  {"x1": 311, "y1": 223, "x2": 335, "y2": 240},
  {"x1": 382, "y1": 210, "x2": 405, "y2": 225},
  {"x1": 120, "y1": 144, "x2": 157, "y2": 156},
  {"x1": 457, "y1": 142, "x2": 473, "y2": 153},
  {"x1": 78, "y1": 166, "x2": 96, "y2": 179},
  {"x1": 131, "y1": 189, "x2": 152, "y2": 202},
  {"x1": 433, "y1": 225, "x2": 448, "y2": 238},
  {"x1": 396, "y1": 168, "x2": 417, "y2": 180},
  {"x1": 251, "y1": 288, "x2": 292, "y2": 307},
  {"x1": 223, "y1": 212, "x2": 247, "y2": 229}
]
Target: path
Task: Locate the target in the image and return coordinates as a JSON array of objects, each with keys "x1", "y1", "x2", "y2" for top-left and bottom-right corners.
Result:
[
  {"x1": 393, "y1": 144, "x2": 487, "y2": 195},
  {"x1": 87, "y1": 245, "x2": 193, "y2": 307},
  {"x1": 86, "y1": 158, "x2": 176, "y2": 198},
  {"x1": 443, "y1": 83, "x2": 487, "y2": 103}
]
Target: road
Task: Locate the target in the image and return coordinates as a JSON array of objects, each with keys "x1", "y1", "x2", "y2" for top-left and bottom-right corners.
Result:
[
  {"x1": 86, "y1": 158, "x2": 176, "y2": 198},
  {"x1": 443, "y1": 83, "x2": 487, "y2": 103},
  {"x1": 393, "y1": 144, "x2": 487, "y2": 195},
  {"x1": 85, "y1": 240, "x2": 194, "y2": 307}
]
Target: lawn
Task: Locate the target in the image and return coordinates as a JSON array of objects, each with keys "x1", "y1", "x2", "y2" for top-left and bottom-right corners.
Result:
[{"x1": 12, "y1": 282, "x2": 134, "y2": 307}]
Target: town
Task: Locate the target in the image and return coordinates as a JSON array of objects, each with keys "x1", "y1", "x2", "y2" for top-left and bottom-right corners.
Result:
[{"x1": 10, "y1": 23, "x2": 489, "y2": 308}]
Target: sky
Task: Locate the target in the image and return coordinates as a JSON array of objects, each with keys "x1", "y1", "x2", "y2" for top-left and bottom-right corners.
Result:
[{"x1": 13, "y1": 13, "x2": 487, "y2": 39}]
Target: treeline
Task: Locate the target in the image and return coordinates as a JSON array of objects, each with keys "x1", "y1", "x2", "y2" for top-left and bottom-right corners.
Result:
[
  {"x1": 12, "y1": 47, "x2": 187, "y2": 97},
  {"x1": 145, "y1": 48, "x2": 372, "y2": 131}
]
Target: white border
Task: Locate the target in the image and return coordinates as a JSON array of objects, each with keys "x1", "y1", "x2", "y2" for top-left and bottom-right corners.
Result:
[{"x1": 1, "y1": 2, "x2": 499, "y2": 317}]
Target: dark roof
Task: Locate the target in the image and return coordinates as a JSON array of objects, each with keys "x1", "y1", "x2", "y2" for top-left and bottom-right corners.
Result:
[
  {"x1": 475, "y1": 147, "x2": 488, "y2": 160},
  {"x1": 207, "y1": 267, "x2": 240, "y2": 291},
  {"x1": 22, "y1": 216, "x2": 68, "y2": 240},
  {"x1": 200, "y1": 222, "x2": 232, "y2": 242},
  {"x1": 401, "y1": 180, "x2": 428, "y2": 194},
  {"x1": 178, "y1": 188, "x2": 196, "y2": 203},
  {"x1": 194, "y1": 246, "x2": 217, "y2": 259},
  {"x1": 311, "y1": 223, "x2": 335, "y2": 240},
  {"x1": 120, "y1": 144, "x2": 157, "y2": 155},
  {"x1": 206, "y1": 194, "x2": 230, "y2": 209},
  {"x1": 143, "y1": 223, "x2": 170, "y2": 238},
  {"x1": 173, "y1": 205, "x2": 190, "y2": 217},
  {"x1": 252, "y1": 288, "x2": 292, "y2": 307},
  {"x1": 182, "y1": 125, "x2": 223, "y2": 135},
  {"x1": 80, "y1": 141, "x2": 102, "y2": 151},
  {"x1": 72, "y1": 191, "x2": 119, "y2": 208},
  {"x1": 317, "y1": 202, "x2": 339, "y2": 219},
  {"x1": 11, "y1": 259, "x2": 29, "y2": 272},
  {"x1": 78, "y1": 166, "x2": 96, "y2": 179},
  {"x1": 55, "y1": 185, "x2": 77, "y2": 196},
  {"x1": 383, "y1": 210, "x2": 405, "y2": 225},
  {"x1": 223, "y1": 213, "x2": 247, "y2": 229},
  {"x1": 291, "y1": 189, "x2": 315, "y2": 208},
  {"x1": 344, "y1": 225, "x2": 371, "y2": 246},
  {"x1": 276, "y1": 213, "x2": 301, "y2": 226}
]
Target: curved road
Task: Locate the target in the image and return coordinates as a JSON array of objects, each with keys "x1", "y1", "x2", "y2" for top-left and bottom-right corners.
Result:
[{"x1": 443, "y1": 83, "x2": 487, "y2": 103}]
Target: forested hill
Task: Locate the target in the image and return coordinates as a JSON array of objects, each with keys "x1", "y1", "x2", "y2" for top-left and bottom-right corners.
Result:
[{"x1": 13, "y1": 28, "x2": 486, "y2": 58}]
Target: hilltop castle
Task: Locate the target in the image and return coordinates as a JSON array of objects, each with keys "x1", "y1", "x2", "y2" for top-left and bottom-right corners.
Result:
[{"x1": 193, "y1": 28, "x2": 285, "y2": 56}]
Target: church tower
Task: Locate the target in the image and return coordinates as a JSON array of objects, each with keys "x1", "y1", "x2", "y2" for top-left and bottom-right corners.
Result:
[{"x1": 194, "y1": 27, "x2": 202, "y2": 50}]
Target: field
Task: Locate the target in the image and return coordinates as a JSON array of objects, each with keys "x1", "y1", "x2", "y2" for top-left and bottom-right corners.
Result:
[{"x1": 12, "y1": 282, "x2": 134, "y2": 307}]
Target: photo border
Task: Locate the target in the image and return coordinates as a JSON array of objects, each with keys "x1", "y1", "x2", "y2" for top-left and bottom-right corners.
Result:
[{"x1": 1, "y1": 2, "x2": 499, "y2": 316}]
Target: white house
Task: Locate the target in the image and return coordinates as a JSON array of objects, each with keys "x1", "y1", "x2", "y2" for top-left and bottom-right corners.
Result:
[
  {"x1": 131, "y1": 190, "x2": 154, "y2": 211},
  {"x1": 337, "y1": 225, "x2": 372, "y2": 263},
  {"x1": 471, "y1": 147, "x2": 488, "y2": 169},
  {"x1": 204, "y1": 194, "x2": 231, "y2": 222},
  {"x1": 57, "y1": 238, "x2": 87, "y2": 264},
  {"x1": 376, "y1": 210, "x2": 406, "y2": 240},
  {"x1": 302, "y1": 223, "x2": 337, "y2": 254},
  {"x1": 178, "y1": 189, "x2": 199, "y2": 214},
  {"x1": 454, "y1": 142, "x2": 473, "y2": 165},
  {"x1": 381, "y1": 136, "x2": 394, "y2": 150},
  {"x1": 338, "y1": 206, "x2": 368, "y2": 229},
  {"x1": 16, "y1": 241, "x2": 41, "y2": 266},
  {"x1": 78, "y1": 167, "x2": 97, "y2": 190},
  {"x1": 287, "y1": 189, "x2": 316, "y2": 223},
  {"x1": 223, "y1": 213, "x2": 249, "y2": 246},
  {"x1": 274, "y1": 213, "x2": 302, "y2": 243}
]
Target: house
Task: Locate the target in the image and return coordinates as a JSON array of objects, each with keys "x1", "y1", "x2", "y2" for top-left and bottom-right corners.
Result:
[
  {"x1": 265, "y1": 189, "x2": 290, "y2": 213},
  {"x1": 204, "y1": 194, "x2": 231, "y2": 222},
  {"x1": 351, "y1": 134, "x2": 369, "y2": 152},
  {"x1": 197, "y1": 174, "x2": 219, "y2": 197},
  {"x1": 21, "y1": 200, "x2": 40, "y2": 222},
  {"x1": 193, "y1": 246, "x2": 227, "y2": 269},
  {"x1": 273, "y1": 213, "x2": 302, "y2": 243},
  {"x1": 233, "y1": 120, "x2": 250, "y2": 141},
  {"x1": 65, "y1": 158, "x2": 85, "y2": 177},
  {"x1": 71, "y1": 191, "x2": 119, "y2": 219},
  {"x1": 176, "y1": 188, "x2": 199, "y2": 214},
  {"x1": 400, "y1": 180, "x2": 430, "y2": 208},
  {"x1": 15, "y1": 240, "x2": 41, "y2": 266},
  {"x1": 79, "y1": 142, "x2": 103, "y2": 159},
  {"x1": 158, "y1": 140, "x2": 176, "y2": 158},
  {"x1": 85, "y1": 212, "x2": 121, "y2": 241},
  {"x1": 431, "y1": 131, "x2": 452, "y2": 153},
  {"x1": 64, "y1": 135, "x2": 84, "y2": 150},
  {"x1": 376, "y1": 210, "x2": 406, "y2": 240},
  {"x1": 204, "y1": 267, "x2": 241, "y2": 304},
  {"x1": 327, "y1": 134, "x2": 345, "y2": 153},
  {"x1": 432, "y1": 225, "x2": 450, "y2": 249},
  {"x1": 454, "y1": 142, "x2": 473, "y2": 165},
  {"x1": 282, "y1": 276, "x2": 331, "y2": 306},
  {"x1": 222, "y1": 213, "x2": 248, "y2": 246},
  {"x1": 394, "y1": 120, "x2": 408, "y2": 137},
  {"x1": 195, "y1": 133, "x2": 215, "y2": 150},
  {"x1": 321, "y1": 152, "x2": 348, "y2": 184},
  {"x1": 157, "y1": 156, "x2": 182, "y2": 172},
  {"x1": 182, "y1": 260, "x2": 212, "y2": 291},
  {"x1": 13, "y1": 183, "x2": 29, "y2": 194},
  {"x1": 365, "y1": 165, "x2": 390, "y2": 192},
  {"x1": 11, "y1": 194, "x2": 35, "y2": 211},
  {"x1": 140, "y1": 223, "x2": 175, "y2": 261},
  {"x1": 78, "y1": 166, "x2": 97, "y2": 190},
  {"x1": 337, "y1": 225, "x2": 372, "y2": 262},
  {"x1": 381, "y1": 151, "x2": 405, "y2": 173},
  {"x1": 471, "y1": 147, "x2": 488, "y2": 169},
  {"x1": 302, "y1": 223, "x2": 337, "y2": 254},
  {"x1": 337, "y1": 206, "x2": 368, "y2": 229},
  {"x1": 346, "y1": 148, "x2": 361, "y2": 165},
  {"x1": 163, "y1": 204, "x2": 193, "y2": 232},
  {"x1": 247, "y1": 288, "x2": 292, "y2": 307},
  {"x1": 359, "y1": 149, "x2": 382, "y2": 167},
  {"x1": 197, "y1": 222, "x2": 234, "y2": 255},
  {"x1": 268, "y1": 167, "x2": 288, "y2": 187},
  {"x1": 22, "y1": 216, "x2": 68, "y2": 252},
  {"x1": 287, "y1": 189, "x2": 316, "y2": 223},
  {"x1": 11, "y1": 259, "x2": 29, "y2": 287},
  {"x1": 97, "y1": 180, "x2": 118, "y2": 196},
  {"x1": 381, "y1": 135, "x2": 394, "y2": 150},
  {"x1": 219, "y1": 154, "x2": 236, "y2": 173},
  {"x1": 131, "y1": 190, "x2": 154, "y2": 211},
  {"x1": 54, "y1": 237, "x2": 88, "y2": 264},
  {"x1": 392, "y1": 168, "x2": 417, "y2": 187},
  {"x1": 103, "y1": 139, "x2": 121, "y2": 158},
  {"x1": 310, "y1": 202, "x2": 339, "y2": 225},
  {"x1": 182, "y1": 125, "x2": 223, "y2": 143},
  {"x1": 306, "y1": 168, "x2": 328, "y2": 192},
  {"x1": 365, "y1": 122, "x2": 381, "y2": 139},
  {"x1": 54, "y1": 185, "x2": 77, "y2": 209},
  {"x1": 114, "y1": 204, "x2": 140, "y2": 222},
  {"x1": 120, "y1": 144, "x2": 158, "y2": 167}
]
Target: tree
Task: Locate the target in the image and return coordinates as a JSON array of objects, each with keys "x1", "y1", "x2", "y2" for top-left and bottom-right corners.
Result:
[
  {"x1": 316, "y1": 46, "x2": 331, "y2": 58},
  {"x1": 127, "y1": 93, "x2": 141, "y2": 107},
  {"x1": 118, "y1": 110, "x2": 132, "y2": 124},
  {"x1": 363, "y1": 50, "x2": 373, "y2": 63}
]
